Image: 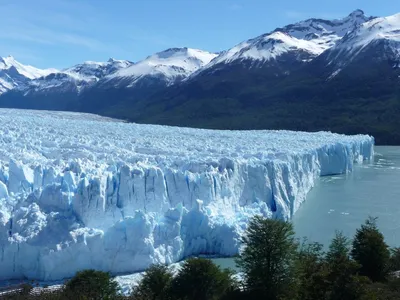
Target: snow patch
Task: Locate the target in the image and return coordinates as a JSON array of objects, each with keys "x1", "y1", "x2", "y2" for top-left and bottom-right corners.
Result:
[
  {"x1": 107, "y1": 48, "x2": 217, "y2": 86},
  {"x1": 0, "y1": 56, "x2": 57, "y2": 80},
  {"x1": 328, "y1": 13, "x2": 400, "y2": 68},
  {"x1": 196, "y1": 10, "x2": 374, "y2": 74}
]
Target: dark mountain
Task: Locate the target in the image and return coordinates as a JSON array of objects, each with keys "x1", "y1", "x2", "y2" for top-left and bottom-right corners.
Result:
[{"x1": 94, "y1": 12, "x2": 400, "y2": 144}]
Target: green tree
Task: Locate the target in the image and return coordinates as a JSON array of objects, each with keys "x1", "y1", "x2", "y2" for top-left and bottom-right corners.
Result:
[
  {"x1": 296, "y1": 240, "x2": 329, "y2": 300},
  {"x1": 20, "y1": 283, "x2": 34, "y2": 296},
  {"x1": 351, "y1": 217, "x2": 390, "y2": 282},
  {"x1": 389, "y1": 247, "x2": 400, "y2": 273},
  {"x1": 236, "y1": 216, "x2": 298, "y2": 300},
  {"x1": 170, "y1": 258, "x2": 236, "y2": 300},
  {"x1": 64, "y1": 269, "x2": 119, "y2": 299},
  {"x1": 131, "y1": 264, "x2": 173, "y2": 300},
  {"x1": 326, "y1": 231, "x2": 371, "y2": 300}
]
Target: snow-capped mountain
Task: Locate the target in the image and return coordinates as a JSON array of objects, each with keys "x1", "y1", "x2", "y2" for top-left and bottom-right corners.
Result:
[
  {"x1": 0, "y1": 56, "x2": 57, "y2": 79},
  {"x1": 0, "y1": 58, "x2": 134, "y2": 111},
  {"x1": 202, "y1": 32, "x2": 325, "y2": 68},
  {"x1": 0, "y1": 10, "x2": 376, "y2": 97},
  {"x1": 195, "y1": 10, "x2": 374, "y2": 76},
  {"x1": 324, "y1": 13, "x2": 400, "y2": 75},
  {"x1": 277, "y1": 9, "x2": 373, "y2": 45},
  {"x1": 102, "y1": 47, "x2": 217, "y2": 88},
  {"x1": 64, "y1": 58, "x2": 133, "y2": 82},
  {"x1": 108, "y1": 10, "x2": 399, "y2": 145},
  {"x1": 76, "y1": 48, "x2": 217, "y2": 114},
  {"x1": 0, "y1": 56, "x2": 56, "y2": 94},
  {"x1": 0, "y1": 48, "x2": 215, "y2": 108},
  {"x1": 17, "y1": 58, "x2": 133, "y2": 95}
]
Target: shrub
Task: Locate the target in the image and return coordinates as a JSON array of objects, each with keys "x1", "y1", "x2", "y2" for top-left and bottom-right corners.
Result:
[
  {"x1": 64, "y1": 269, "x2": 119, "y2": 299},
  {"x1": 131, "y1": 264, "x2": 173, "y2": 300},
  {"x1": 169, "y1": 258, "x2": 237, "y2": 300}
]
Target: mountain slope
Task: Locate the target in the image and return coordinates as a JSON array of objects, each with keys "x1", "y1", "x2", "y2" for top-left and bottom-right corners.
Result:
[
  {"x1": 194, "y1": 9, "x2": 373, "y2": 77},
  {"x1": 105, "y1": 11, "x2": 400, "y2": 144},
  {"x1": 0, "y1": 59, "x2": 133, "y2": 110},
  {"x1": 105, "y1": 47, "x2": 217, "y2": 87},
  {"x1": 83, "y1": 11, "x2": 374, "y2": 119},
  {"x1": 0, "y1": 56, "x2": 56, "y2": 94},
  {"x1": 24, "y1": 58, "x2": 133, "y2": 94},
  {"x1": 324, "y1": 13, "x2": 400, "y2": 77},
  {"x1": 277, "y1": 9, "x2": 373, "y2": 41},
  {"x1": 78, "y1": 48, "x2": 217, "y2": 113},
  {"x1": 64, "y1": 58, "x2": 132, "y2": 82}
]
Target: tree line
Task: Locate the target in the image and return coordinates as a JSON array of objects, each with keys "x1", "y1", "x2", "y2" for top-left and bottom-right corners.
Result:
[{"x1": 3, "y1": 216, "x2": 400, "y2": 299}]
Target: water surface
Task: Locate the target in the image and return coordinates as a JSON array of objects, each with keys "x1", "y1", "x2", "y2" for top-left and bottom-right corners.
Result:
[
  {"x1": 214, "y1": 146, "x2": 400, "y2": 270},
  {"x1": 293, "y1": 146, "x2": 400, "y2": 247}
]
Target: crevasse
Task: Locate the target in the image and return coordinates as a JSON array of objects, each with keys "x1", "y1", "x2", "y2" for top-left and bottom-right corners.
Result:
[{"x1": 0, "y1": 109, "x2": 374, "y2": 281}]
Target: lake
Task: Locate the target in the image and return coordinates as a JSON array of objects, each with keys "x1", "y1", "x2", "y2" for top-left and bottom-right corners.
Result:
[{"x1": 214, "y1": 146, "x2": 400, "y2": 270}]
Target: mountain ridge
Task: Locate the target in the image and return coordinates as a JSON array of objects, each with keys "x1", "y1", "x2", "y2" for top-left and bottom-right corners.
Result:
[{"x1": 1, "y1": 9, "x2": 399, "y2": 144}]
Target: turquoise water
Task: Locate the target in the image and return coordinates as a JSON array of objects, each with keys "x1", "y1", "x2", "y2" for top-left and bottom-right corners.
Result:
[
  {"x1": 293, "y1": 146, "x2": 400, "y2": 248},
  {"x1": 214, "y1": 146, "x2": 400, "y2": 270}
]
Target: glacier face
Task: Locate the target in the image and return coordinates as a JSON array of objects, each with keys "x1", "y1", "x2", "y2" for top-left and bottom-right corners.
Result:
[{"x1": 0, "y1": 109, "x2": 374, "y2": 281}]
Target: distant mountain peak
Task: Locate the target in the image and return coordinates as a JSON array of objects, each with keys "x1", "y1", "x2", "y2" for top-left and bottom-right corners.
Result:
[
  {"x1": 0, "y1": 56, "x2": 58, "y2": 95},
  {"x1": 105, "y1": 47, "x2": 217, "y2": 87},
  {"x1": 190, "y1": 10, "x2": 379, "y2": 79},
  {"x1": 327, "y1": 12, "x2": 400, "y2": 71},
  {"x1": 10, "y1": 58, "x2": 135, "y2": 96},
  {"x1": 348, "y1": 9, "x2": 365, "y2": 18},
  {"x1": 0, "y1": 55, "x2": 16, "y2": 67},
  {"x1": 2, "y1": 55, "x2": 15, "y2": 60},
  {"x1": 150, "y1": 47, "x2": 214, "y2": 61},
  {"x1": 280, "y1": 10, "x2": 373, "y2": 39},
  {"x1": 108, "y1": 57, "x2": 123, "y2": 63}
]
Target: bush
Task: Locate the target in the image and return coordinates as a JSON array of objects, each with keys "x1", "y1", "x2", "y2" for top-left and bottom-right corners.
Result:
[
  {"x1": 169, "y1": 258, "x2": 237, "y2": 300},
  {"x1": 64, "y1": 269, "x2": 119, "y2": 299},
  {"x1": 131, "y1": 264, "x2": 173, "y2": 300},
  {"x1": 368, "y1": 277, "x2": 400, "y2": 300}
]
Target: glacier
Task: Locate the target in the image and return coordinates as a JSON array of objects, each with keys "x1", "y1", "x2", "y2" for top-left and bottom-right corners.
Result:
[{"x1": 0, "y1": 109, "x2": 374, "y2": 281}]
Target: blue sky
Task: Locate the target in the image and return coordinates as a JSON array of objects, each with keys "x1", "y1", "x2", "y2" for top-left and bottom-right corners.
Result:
[{"x1": 0, "y1": 0, "x2": 398, "y2": 69}]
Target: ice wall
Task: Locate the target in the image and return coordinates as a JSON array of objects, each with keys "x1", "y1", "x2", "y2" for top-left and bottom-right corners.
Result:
[{"x1": 0, "y1": 109, "x2": 374, "y2": 281}]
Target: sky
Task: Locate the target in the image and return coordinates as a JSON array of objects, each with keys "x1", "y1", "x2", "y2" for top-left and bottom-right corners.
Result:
[{"x1": 0, "y1": 0, "x2": 398, "y2": 69}]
